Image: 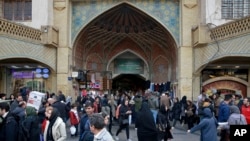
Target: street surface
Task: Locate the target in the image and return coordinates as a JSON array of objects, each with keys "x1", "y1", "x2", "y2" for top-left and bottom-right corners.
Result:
[{"x1": 65, "y1": 121, "x2": 202, "y2": 141}]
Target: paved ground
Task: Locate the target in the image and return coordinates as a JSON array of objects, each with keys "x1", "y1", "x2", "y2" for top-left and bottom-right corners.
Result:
[{"x1": 65, "y1": 121, "x2": 203, "y2": 141}]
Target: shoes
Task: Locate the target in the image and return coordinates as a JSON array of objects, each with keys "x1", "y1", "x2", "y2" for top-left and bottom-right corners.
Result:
[
  {"x1": 171, "y1": 127, "x2": 175, "y2": 129},
  {"x1": 127, "y1": 139, "x2": 132, "y2": 141},
  {"x1": 114, "y1": 136, "x2": 119, "y2": 141}
]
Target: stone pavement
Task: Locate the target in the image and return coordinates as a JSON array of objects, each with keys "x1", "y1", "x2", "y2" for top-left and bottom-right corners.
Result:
[{"x1": 65, "y1": 122, "x2": 202, "y2": 141}]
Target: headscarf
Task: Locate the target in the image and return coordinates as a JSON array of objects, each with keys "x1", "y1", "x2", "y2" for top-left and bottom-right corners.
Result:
[
  {"x1": 46, "y1": 108, "x2": 59, "y2": 141},
  {"x1": 181, "y1": 96, "x2": 187, "y2": 103},
  {"x1": 230, "y1": 105, "x2": 240, "y2": 114},
  {"x1": 26, "y1": 106, "x2": 37, "y2": 116},
  {"x1": 136, "y1": 101, "x2": 157, "y2": 134}
]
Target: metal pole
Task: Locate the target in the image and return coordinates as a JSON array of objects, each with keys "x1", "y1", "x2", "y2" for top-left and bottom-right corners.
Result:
[{"x1": 85, "y1": 70, "x2": 88, "y2": 90}]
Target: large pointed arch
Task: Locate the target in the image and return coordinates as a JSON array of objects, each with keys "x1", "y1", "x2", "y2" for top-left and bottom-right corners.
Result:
[{"x1": 72, "y1": 2, "x2": 178, "y2": 83}]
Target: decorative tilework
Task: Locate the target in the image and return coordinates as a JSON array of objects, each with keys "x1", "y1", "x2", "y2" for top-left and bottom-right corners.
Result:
[{"x1": 71, "y1": 0, "x2": 179, "y2": 44}]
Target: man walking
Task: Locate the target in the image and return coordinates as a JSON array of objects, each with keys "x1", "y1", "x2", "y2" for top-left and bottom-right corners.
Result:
[
  {"x1": 89, "y1": 113, "x2": 114, "y2": 141},
  {"x1": 79, "y1": 101, "x2": 95, "y2": 141}
]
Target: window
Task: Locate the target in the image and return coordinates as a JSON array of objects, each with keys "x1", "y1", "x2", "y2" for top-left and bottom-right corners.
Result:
[
  {"x1": 3, "y1": 0, "x2": 32, "y2": 21},
  {"x1": 222, "y1": 0, "x2": 250, "y2": 19}
]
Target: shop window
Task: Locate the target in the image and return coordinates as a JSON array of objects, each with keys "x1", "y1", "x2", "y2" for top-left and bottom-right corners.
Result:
[
  {"x1": 3, "y1": 0, "x2": 32, "y2": 21},
  {"x1": 202, "y1": 69, "x2": 248, "y2": 82},
  {"x1": 222, "y1": 0, "x2": 250, "y2": 19}
]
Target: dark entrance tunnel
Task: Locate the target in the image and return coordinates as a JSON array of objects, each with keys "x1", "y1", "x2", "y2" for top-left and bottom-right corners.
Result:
[{"x1": 112, "y1": 74, "x2": 147, "y2": 91}]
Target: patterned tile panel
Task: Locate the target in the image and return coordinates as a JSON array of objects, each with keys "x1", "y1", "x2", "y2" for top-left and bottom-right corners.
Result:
[
  {"x1": 0, "y1": 36, "x2": 57, "y2": 71},
  {"x1": 71, "y1": 0, "x2": 179, "y2": 44}
]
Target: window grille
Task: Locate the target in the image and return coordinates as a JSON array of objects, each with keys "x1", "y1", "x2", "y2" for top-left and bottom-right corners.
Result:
[
  {"x1": 222, "y1": 0, "x2": 250, "y2": 19},
  {"x1": 3, "y1": 0, "x2": 32, "y2": 21}
]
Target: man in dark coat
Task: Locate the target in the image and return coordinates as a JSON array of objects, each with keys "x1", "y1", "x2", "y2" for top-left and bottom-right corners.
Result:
[
  {"x1": 49, "y1": 96, "x2": 69, "y2": 123},
  {"x1": 0, "y1": 102, "x2": 18, "y2": 141}
]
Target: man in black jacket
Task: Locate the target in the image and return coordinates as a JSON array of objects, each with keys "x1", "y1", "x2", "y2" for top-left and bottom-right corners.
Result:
[{"x1": 0, "y1": 101, "x2": 18, "y2": 141}]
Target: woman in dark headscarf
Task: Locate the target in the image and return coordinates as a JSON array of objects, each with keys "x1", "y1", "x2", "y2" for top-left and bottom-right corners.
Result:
[
  {"x1": 22, "y1": 106, "x2": 40, "y2": 141},
  {"x1": 180, "y1": 96, "x2": 187, "y2": 125},
  {"x1": 135, "y1": 101, "x2": 158, "y2": 141},
  {"x1": 157, "y1": 104, "x2": 173, "y2": 141},
  {"x1": 43, "y1": 106, "x2": 67, "y2": 141}
]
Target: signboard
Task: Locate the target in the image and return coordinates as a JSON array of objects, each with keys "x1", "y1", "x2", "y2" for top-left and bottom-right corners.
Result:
[
  {"x1": 27, "y1": 91, "x2": 46, "y2": 110},
  {"x1": 114, "y1": 59, "x2": 144, "y2": 74},
  {"x1": 12, "y1": 68, "x2": 50, "y2": 79}
]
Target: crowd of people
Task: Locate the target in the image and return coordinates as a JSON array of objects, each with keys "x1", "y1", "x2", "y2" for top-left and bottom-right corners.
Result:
[{"x1": 0, "y1": 89, "x2": 250, "y2": 141}]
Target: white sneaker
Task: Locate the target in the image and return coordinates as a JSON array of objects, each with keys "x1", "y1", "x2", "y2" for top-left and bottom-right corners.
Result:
[
  {"x1": 172, "y1": 127, "x2": 175, "y2": 129},
  {"x1": 114, "y1": 136, "x2": 119, "y2": 141},
  {"x1": 127, "y1": 139, "x2": 132, "y2": 141}
]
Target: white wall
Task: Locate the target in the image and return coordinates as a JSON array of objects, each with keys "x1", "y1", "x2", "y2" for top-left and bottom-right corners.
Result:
[
  {"x1": 201, "y1": 0, "x2": 233, "y2": 26},
  {"x1": 18, "y1": 0, "x2": 53, "y2": 29}
]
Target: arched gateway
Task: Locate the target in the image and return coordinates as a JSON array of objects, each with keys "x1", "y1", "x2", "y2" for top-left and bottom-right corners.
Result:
[{"x1": 72, "y1": 3, "x2": 178, "y2": 92}]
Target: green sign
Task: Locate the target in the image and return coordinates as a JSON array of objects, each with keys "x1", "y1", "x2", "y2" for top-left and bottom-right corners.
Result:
[{"x1": 114, "y1": 59, "x2": 144, "y2": 74}]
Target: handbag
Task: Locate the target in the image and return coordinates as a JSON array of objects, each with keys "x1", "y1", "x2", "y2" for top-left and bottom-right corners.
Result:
[
  {"x1": 186, "y1": 110, "x2": 193, "y2": 117},
  {"x1": 122, "y1": 119, "x2": 129, "y2": 124}
]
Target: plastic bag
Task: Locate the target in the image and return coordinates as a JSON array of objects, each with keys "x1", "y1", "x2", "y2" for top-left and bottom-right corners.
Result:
[
  {"x1": 70, "y1": 125, "x2": 76, "y2": 135},
  {"x1": 128, "y1": 115, "x2": 132, "y2": 125}
]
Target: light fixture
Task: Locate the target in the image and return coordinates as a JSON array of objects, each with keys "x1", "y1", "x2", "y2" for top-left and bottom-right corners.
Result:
[
  {"x1": 24, "y1": 65, "x2": 30, "y2": 68},
  {"x1": 11, "y1": 65, "x2": 19, "y2": 69},
  {"x1": 235, "y1": 66, "x2": 240, "y2": 68},
  {"x1": 209, "y1": 75, "x2": 216, "y2": 78},
  {"x1": 216, "y1": 66, "x2": 221, "y2": 68}
]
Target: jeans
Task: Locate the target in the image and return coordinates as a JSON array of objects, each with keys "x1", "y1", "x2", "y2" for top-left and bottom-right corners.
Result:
[{"x1": 150, "y1": 109, "x2": 157, "y2": 124}]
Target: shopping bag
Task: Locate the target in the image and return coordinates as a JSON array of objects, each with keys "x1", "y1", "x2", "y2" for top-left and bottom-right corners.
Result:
[
  {"x1": 128, "y1": 115, "x2": 132, "y2": 125},
  {"x1": 70, "y1": 125, "x2": 76, "y2": 135}
]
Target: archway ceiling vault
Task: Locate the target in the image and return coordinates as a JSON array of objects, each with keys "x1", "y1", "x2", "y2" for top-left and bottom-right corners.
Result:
[{"x1": 76, "y1": 3, "x2": 176, "y2": 61}]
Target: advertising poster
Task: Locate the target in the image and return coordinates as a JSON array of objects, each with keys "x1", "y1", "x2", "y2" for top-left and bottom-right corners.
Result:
[{"x1": 27, "y1": 91, "x2": 45, "y2": 110}]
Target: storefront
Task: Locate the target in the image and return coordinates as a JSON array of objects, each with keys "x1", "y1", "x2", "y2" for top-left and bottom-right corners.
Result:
[{"x1": 3, "y1": 67, "x2": 51, "y2": 97}]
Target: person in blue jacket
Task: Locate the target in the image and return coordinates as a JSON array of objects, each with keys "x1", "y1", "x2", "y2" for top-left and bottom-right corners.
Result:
[
  {"x1": 187, "y1": 108, "x2": 218, "y2": 141},
  {"x1": 218, "y1": 94, "x2": 232, "y2": 141}
]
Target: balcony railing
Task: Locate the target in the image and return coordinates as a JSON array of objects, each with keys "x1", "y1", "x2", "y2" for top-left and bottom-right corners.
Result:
[
  {"x1": 210, "y1": 16, "x2": 250, "y2": 40},
  {"x1": 0, "y1": 18, "x2": 59, "y2": 47},
  {"x1": 0, "y1": 18, "x2": 42, "y2": 42}
]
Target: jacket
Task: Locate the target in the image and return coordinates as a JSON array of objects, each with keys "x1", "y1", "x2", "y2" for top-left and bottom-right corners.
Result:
[
  {"x1": 241, "y1": 105, "x2": 250, "y2": 124},
  {"x1": 0, "y1": 112, "x2": 18, "y2": 141},
  {"x1": 69, "y1": 110, "x2": 79, "y2": 125},
  {"x1": 43, "y1": 117, "x2": 67, "y2": 141},
  {"x1": 190, "y1": 108, "x2": 218, "y2": 141},
  {"x1": 94, "y1": 128, "x2": 114, "y2": 141}
]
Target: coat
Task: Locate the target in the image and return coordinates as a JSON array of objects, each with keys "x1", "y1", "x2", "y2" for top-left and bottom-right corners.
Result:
[
  {"x1": 0, "y1": 112, "x2": 18, "y2": 141},
  {"x1": 43, "y1": 117, "x2": 67, "y2": 141},
  {"x1": 69, "y1": 110, "x2": 79, "y2": 125},
  {"x1": 172, "y1": 102, "x2": 181, "y2": 120},
  {"x1": 94, "y1": 128, "x2": 114, "y2": 141},
  {"x1": 190, "y1": 108, "x2": 218, "y2": 141}
]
